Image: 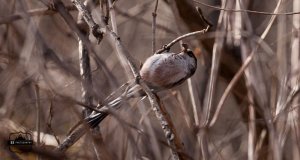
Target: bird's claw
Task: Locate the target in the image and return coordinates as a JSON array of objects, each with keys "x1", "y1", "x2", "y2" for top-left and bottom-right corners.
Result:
[
  {"x1": 135, "y1": 75, "x2": 141, "y2": 84},
  {"x1": 163, "y1": 45, "x2": 170, "y2": 52}
]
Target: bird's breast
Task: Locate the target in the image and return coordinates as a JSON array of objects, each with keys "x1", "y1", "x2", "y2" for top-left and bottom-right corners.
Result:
[{"x1": 140, "y1": 53, "x2": 196, "y2": 89}]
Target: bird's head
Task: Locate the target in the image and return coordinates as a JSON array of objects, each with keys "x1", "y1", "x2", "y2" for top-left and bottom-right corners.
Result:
[{"x1": 181, "y1": 43, "x2": 196, "y2": 60}]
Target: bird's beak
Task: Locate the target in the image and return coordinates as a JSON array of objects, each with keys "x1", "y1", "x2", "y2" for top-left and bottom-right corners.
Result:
[{"x1": 181, "y1": 43, "x2": 189, "y2": 53}]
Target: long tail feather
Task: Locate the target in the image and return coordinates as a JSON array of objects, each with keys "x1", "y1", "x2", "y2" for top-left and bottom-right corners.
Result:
[
  {"x1": 85, "y1": 84, "x2": 144, "y2": 128},
  {"x1": 85, "y1": 96, "x2": 123, "y2": 128},
  {"x1": 85, "y1": 112, "x2": 109, "y2": 128}
]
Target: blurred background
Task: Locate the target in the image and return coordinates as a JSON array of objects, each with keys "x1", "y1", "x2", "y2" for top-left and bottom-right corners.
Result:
[{"x1": 0, "y1": 0, "x2": 299, "y2": 159}]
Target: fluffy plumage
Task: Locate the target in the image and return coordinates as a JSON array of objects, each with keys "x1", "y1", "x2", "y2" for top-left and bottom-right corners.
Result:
[{"x1": 140, "y1": 50, "x2": 197, "y2": 90}]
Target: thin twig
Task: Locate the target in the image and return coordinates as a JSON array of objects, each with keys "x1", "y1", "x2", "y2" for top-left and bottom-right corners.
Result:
[
  {"x1": 115, "y1": 6, "x2": 175, "y2": 34},
  {"x1": 199, "y1": 2, "x2": 227, "y2": 159},
  {"x1": 254, "y1": 130, "x2": 267, "y2": 157},
  {"x1": 196, "y1": 7, "x2": 213, "y2": 28},
  {"x1": 152, "y1": 0, "x2": 159, "y2": 53},
  {"x1": 289, "y1": 0, "x2": 300, "y2": 155},
  {"x1": 46, "y1": 101, "x2": 60, "y2": 145},
  {"x1": 107, "y1": 0, "x2": 133, "y2": 78},
  {"x1": 209, "y1": 52, "x2": 254, "y2": 127},
  {"x1": 34, "y1": 84, "x2": 41, "y2": 160},
  {"x1": 0, "y1": 5, "x2": 76, "y2": 25},
  {"x1": 77, "y1": 0, "x2": 93, "y2": 119},
  {"x1": 187, "y1": 78, "x2": 201, "y2": 159},
  {"x1": 248, "y1": 95, "x2": 256, "y2": 160},
  {"x1": 202, "y1": 0, "x2": 226, "y2": 127},
  {"x1": 173, "y1": 90, "x2": 192, "y2": 128},
  {"x1": 108, "y1": 0, "x2": 118, "y2": 34},
  {"x1": 194, "y1": 0, "x2": 300, "y2": 15},
  {"x1": 247, "y1": 1, "x2": 283, "y2": 159},
  {"x1": 274, "y1": 85, "x2": 300, "y2": 121},
  {"x1": 71, "y1": 0, "x2": 104, "y2": 42},
  {"x1": 154, "y1": 26, "x2": 210, "y2": 54}
]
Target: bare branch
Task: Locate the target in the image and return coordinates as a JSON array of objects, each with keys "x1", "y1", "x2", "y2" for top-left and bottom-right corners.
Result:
[
  {"x1": 115, "y1": 7, "x2": 175, "y2": 34},
  {"x1": 71, "y1": 0, "x2": 104, "y2": 42},
  {"x1": 34, "y1": 84, "x2": 41, "y2": 160},
  {"x1": 194, "y1": 0, "x2": 300, "y2": 15},
  {"x1": 152, "y1": 0, "x2": 159, "y2": 53},
  {"x1": 155, "y1": 26, "x2": 209, "y2": 54},
  {"x1": 0, "y1": 5, "x2": 76, "y2": 25}
]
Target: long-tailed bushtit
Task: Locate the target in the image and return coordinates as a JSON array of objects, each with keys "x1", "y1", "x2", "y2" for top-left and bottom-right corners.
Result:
[{"x1": 86, "y1": 48, "x2": 197, "y2": 128}]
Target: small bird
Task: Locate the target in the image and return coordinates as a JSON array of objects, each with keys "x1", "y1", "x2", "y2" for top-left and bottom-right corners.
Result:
[{"x1": 86, "y1": 46, "x2": 197, "y2": 128}]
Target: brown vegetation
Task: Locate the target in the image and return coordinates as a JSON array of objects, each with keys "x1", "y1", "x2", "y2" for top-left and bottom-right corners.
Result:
[{"x1": 0, "y1": 0, "x2": 299, "y2": 159}]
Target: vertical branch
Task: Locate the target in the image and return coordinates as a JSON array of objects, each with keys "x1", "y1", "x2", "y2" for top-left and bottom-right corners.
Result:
[
  {"x1": 200, "y1": 1, "x2": 227, "y2": 160},
  {"x1": 187, "y1": 78, "x2": 199, "y2": 128},
  {"x1": 188, "y1": 73, "x2": 201, "y2": 160},
  {"x1": 34, "y1": 84, "x2": 41, "y2": 160},
  {"x1": 290, "y1": 0, "x2": 300, "y2": 157},
  {"x1": 248, "y1": 95, "x2": 256, "y2": 160},
  {"x1": 209, "y1": 52, "x2": 255, "y2": 127},
  {"x1": 142, "y1": 87, "x2": 184, "y2": 160},
  {"x1": 100, "y1": 0, "x2": 109, "y2": 24},
  {"x1": 77, "y1": 0, "x2": 93, "y2": 117},
  {"x1": 71, "y1": 0, "x2": 103, "y2": 42},
  {"x1": 108, "y1": 0, "x2": 118, "y2": 34},
  {"x1": 255, "y1": 1, "x2": 283, "y2": 159},
  {"x1": 275, "y1": 10, "x2": 289, "y2": 156},
  {"x1": 152, "y1": 0, "x2": 159, "y2": 53},
  {"x1": 46, "y1": 101, "x2": 60, "y2": 145},
  {"x1": 202, "y1": 0, "x2": 226, "y2": 127},
  {"x1": 107, "y1": 0, "x2": 134, "y2": 79},
  {"x1": 233, "y1": 2, "x2": 255, "y2": 160},
  {"x1": 275, "y1": 15, "x2": 288, "y2": 116},
  {"x1": 275, "y1": 9, "x2": 288, "y2": 126},
  {"x1": 76, "y1": 1, "x2": 108, "y2": 159}
]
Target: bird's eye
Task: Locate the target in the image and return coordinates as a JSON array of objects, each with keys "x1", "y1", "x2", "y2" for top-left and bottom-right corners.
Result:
[{"x1": 186, "y1": 51, "x2": 194, "y2": 57}]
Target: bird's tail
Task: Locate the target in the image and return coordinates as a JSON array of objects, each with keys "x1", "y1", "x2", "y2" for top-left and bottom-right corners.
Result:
[
  {"x1": 85, "y1": 96, "x2": 123, "y2": 128},
  {"x1": 85, "y1": 112, "x2": 108, "y2": 128},
  {"x1": 85, "y1": 82, "x2": 144, "y2": 128}
]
